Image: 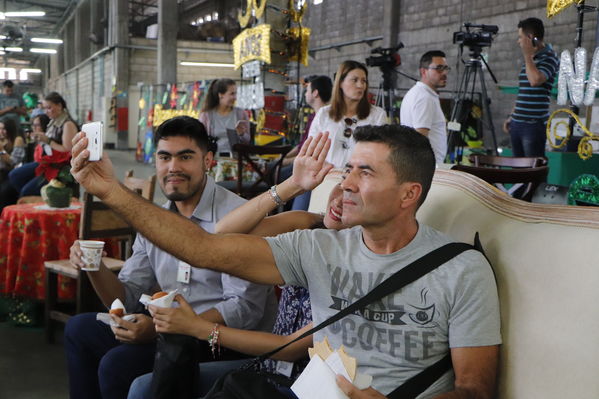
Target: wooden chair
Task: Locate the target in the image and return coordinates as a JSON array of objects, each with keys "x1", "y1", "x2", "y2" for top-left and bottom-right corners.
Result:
[
  {"x1": 43, "y1": 170, "x2": 156, "y2": 343},
  {"x1": 124, "y1": 169, "x2": 156, "y2": 201},
  {"x1": 218, "y1": 143, "x2": 292, "y2": 199},
  {"x1": 451, "y1": 163, "x2": 549, "y2": 202}
]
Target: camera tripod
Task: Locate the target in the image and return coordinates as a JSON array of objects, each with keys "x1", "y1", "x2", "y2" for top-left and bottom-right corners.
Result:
[
  {"x1": 374, "y1": 68, "x2": 416, "y2": 123},
  {"x1": 447, "y1": 46, "x2": 499, "y2": 162}
]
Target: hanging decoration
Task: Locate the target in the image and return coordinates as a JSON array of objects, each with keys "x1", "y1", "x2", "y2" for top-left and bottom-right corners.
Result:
[
  {"x1": 568, "y1": 174, "x2": 599, "y2": 205},
  {"x1": 232, "y1": 24, "x2": 272, "y2": 69},
  {"x1": 290, "y1": 0, "x2": 308, "y2": 23},
  {"x1": 153, "y1": 104, "x2": 200, "y2": 127},
  {"x1": 287, "y1": 27, "x2": 311, "y2": 66},
  {"x1": 169, "y1": 84, "x2": 178, "y2": 109},
  {"x1": 547, "y1": 0, "x2": 584, "y2": 18},
  {"x1": 238, "y1": 0, "x2": 268, "y2": 28}
]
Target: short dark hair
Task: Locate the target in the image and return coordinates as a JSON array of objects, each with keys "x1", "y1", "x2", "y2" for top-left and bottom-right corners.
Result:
[
  {"x1": 518, "y1": 17, "x2": 544, "y2": 40},
  {"x1": 3, "y1": 80, "x2": 14, "y2": 88},
  {"x1": 307, "y1": 75, "x2": 333, "y2": 103},
  {"x1": 32, "y1": 113, "x2": 50, "y2": 132},
  {"x1": 154, "y1": 116, "x2": 210, "y2": 153},
  {"x1": 353, "y1": 124, "x2": 436, "y2": 207},
  {"x1": 419, "y1": 50, "x2": 446, "y2": 69}
]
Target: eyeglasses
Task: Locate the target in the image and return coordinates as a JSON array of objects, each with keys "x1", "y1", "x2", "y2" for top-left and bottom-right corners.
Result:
[
  {"x1": 427, "y1": 65, "x2": 451, "y2": 72},
  {"x1": 343, "y1": 117, "x2": 357, "y2": 138}
]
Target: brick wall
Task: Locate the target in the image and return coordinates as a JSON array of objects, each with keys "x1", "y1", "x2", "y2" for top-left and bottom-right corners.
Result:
[{"x1": 302, "y1": 0, "x2": 598, "y2": 148}]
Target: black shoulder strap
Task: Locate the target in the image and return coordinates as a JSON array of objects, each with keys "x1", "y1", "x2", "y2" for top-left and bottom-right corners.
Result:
[{"x1": 259, "y1": 242, "x2": 475, "y2": 361}]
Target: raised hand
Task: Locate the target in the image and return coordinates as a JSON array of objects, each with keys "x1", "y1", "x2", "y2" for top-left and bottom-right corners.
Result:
[
  {"x1": 70, "y1": 131, "x2": 118, "y2": 200},
  {"x1": 290, "y1": 132, "x2": 333, "y2": 191}
]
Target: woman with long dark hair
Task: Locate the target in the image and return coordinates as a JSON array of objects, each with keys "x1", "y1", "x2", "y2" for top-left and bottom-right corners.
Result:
[
  {"x1": 8, "y1": 91, "x2": 77, "y2": 197},
  {"x1": 199, "y1": 79, "x2": 250, "y2": 156},
  {"x1": 290, "y1": 60, "x2": 387, "y2": 211},
  {"x1": 308, "y1": 60, "x2": 387, "y2": 168}
]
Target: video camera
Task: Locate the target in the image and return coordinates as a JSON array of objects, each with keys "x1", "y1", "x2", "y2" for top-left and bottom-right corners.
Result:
[
  {"x1": 365, "y1": 43, "x2": 404, "y2": 70},
  {"x1": 453, "y1": 23, "x2": 498, "y2": 49}
]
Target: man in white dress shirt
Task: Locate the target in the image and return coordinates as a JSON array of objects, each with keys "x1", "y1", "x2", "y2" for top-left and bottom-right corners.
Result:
[{"x1": 400, "y1": 51, "x2": 450, "y2": 164}]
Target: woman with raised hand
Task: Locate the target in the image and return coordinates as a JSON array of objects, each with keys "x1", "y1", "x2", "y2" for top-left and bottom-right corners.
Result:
[
  {"x1": 127, "y1": 133, "x2": 346, "y2": 399},
  {"x1": 199, "y1": 79, "x2": 250, "y2": 157}
]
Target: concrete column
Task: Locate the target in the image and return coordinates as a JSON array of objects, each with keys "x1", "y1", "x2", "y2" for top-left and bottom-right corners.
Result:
[
  {"x1": 157, "y1": 0, "x2": 179, "y2": 84},
  {"x1": 109, "y1": 0, "x2": 129, "y2": 149}
]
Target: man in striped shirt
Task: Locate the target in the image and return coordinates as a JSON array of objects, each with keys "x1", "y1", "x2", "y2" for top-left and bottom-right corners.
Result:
[{"x1": 504, "y1": 17, "x2": 559, "y2": 157}]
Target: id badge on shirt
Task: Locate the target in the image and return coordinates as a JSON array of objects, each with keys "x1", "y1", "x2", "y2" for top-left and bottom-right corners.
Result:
[
  {"x1": 176, "y1": 261, "x2": 191, "y2": 284},
  {"x1": 275, "y1": 360, "x2": 294, "y2": 377}
]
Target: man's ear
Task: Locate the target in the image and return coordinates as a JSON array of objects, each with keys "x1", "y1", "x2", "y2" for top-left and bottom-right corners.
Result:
[
  {"x1": 399, "y1": 182, "x2": 423, "y2": 209},
  {"x1": 313, "y1": 89, "x2": 320, "y2": 100},
  {"x1": 204, "y1": 151, "x2": 214, "y2": 170}
]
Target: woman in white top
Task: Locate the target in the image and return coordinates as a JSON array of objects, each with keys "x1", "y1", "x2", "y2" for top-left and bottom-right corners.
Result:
[
  {"x1": 308, "y1": 60, "x2": 387, "y2": 168},
  {"x1": 199, "y1": 79, "x2": 250, "y2": 156}
]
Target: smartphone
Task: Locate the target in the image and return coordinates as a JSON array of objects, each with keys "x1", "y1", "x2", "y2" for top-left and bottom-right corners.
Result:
[{"x1": 82, "y1": 121, "x2": 103, "y2": 161}]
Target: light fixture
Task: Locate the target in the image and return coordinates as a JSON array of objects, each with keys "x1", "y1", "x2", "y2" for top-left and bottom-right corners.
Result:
[
  {"x1": 31, "y1": 37, "x2": 63, "y2": 44},
  {"x1": 5, "y1": 47, "x2": 23, "y2": 52},
  {"x1": 1, "y1": 11, "x2": 46, "y2": 18},
  {"x1": 212, "y1": 12, "x2": 218, "y2": 20},
  {"x1": 313, "y1": 0, "x2": 323, "y2": 4},
  {"x1": 180, "y1": 61, "x2": 235, "y2": 68},
  {"x1": 205, "y1": 14, "x2": 212, "y2": 22},
  {"x1": 31, "y1": 48, "x2": 57, "y2": 54},
  {"x1": 21, "y1": 68, "x2": 41, "y2": 73},
  {"x1": 198, "y1": 17, "x2": 204, "y2": 24}
]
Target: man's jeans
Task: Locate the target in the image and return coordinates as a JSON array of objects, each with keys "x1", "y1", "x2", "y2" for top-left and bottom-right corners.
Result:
[
  {"x1": 509, "y1": 120, "x2": 547, "y2": 157},
  {"x1": 64, "y1": 313, "x2": 156, "y2": 399}
]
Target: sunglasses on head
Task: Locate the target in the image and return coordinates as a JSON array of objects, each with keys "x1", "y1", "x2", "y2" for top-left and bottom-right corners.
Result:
[{"x1": 343, "y1": 117, "x2": 357, "y2": 138}]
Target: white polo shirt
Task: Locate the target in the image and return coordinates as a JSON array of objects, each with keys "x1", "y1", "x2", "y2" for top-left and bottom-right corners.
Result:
[{"x1": 400, "y1": 82, "x2": 447, "y2": 164}]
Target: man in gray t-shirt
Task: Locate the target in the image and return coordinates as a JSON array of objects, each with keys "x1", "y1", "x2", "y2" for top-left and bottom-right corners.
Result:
[{"x1": 70, "y1": 125, "x2": 501, "y2": 398}]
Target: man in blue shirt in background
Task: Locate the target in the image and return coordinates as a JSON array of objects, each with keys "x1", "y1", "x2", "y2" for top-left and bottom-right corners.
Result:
[{"x1": 504, "y1": 17, "x2": 559, "y2": 157}]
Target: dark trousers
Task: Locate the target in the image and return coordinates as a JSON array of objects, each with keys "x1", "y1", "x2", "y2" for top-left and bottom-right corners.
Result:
[
  {"x1": 8, "y1": 162, "x2": 46, "y2": 196},
  {"x1": 64, "y1": 313, "x2": 156, "y2": 399},
  {"x1": 509, "y1": 120, "x2": 547, "y2": 157}
]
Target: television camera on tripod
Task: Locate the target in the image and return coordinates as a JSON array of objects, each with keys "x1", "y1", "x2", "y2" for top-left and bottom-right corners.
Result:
[
  {"x1": 448, "y1": 22, "x2": 500, "y2": 162},
  {"x1": 366, "y1": 43, "x2": 414, "y2": 122}
]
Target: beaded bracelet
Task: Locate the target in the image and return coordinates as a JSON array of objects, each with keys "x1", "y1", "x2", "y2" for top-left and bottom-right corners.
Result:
[
  {"x1": 208, "y1": 323, "x2": 220, "y2": 358},
  {"x1": 269, "y1": 185, "x2": 286, "y2": 206}
]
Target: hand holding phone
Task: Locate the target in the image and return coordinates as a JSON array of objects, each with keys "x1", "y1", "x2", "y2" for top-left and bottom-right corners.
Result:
[{"x1": 82, "y1": 121, "x2": 104, "y2": 161}]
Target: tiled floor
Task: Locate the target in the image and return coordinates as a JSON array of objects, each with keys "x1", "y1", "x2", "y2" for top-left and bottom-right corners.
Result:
[{"x1": 0, "y1": 149, "x2": 161, "y2": 399}]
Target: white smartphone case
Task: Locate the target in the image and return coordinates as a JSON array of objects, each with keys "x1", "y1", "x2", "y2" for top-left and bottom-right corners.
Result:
[{"x1": 82, "y1": 121, "x2": 103, "y2": 161}]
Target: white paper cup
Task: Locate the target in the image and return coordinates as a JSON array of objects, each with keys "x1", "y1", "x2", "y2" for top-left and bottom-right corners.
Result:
[{"x1": 79, "y1": 240, "x2": 105, "y2": 271}]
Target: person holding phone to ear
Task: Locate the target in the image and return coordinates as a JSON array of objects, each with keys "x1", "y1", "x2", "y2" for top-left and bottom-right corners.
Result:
[{"x1": 504, "y1": 17, "x2": 559, "y2": 157}]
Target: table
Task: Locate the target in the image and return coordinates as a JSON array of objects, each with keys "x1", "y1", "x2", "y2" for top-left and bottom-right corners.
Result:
[{"x1": 0, "y1": 202, "x2": 115, "y2": 301}]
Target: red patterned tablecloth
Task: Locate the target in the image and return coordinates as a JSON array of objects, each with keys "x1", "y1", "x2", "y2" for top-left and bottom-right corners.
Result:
[{"x1": 0, "y1": 202, "x2": 116, "y2": 301}]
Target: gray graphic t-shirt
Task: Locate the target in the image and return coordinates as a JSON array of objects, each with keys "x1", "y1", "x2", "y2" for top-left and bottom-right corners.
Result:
[{"x1": 266, "y1": 224, "x2": 501, "y2": 398}]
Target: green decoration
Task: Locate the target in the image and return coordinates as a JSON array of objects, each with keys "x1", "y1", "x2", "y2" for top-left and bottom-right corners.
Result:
[
  {"x1": 567, "y1": 174, "x2": 599, "y2": 206},
  {"x1": 138, "y1": 116, "x2": 146, "y2": 127}
]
